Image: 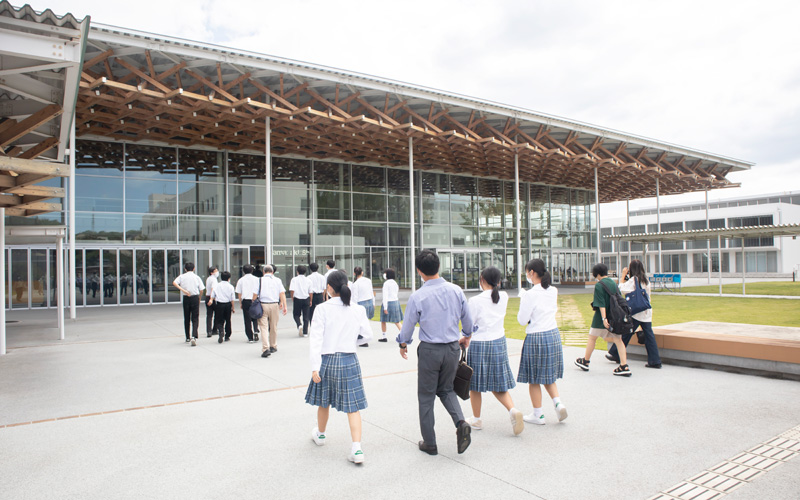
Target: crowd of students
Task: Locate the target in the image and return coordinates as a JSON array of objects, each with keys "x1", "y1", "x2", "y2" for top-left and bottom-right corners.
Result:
[{"x1": 173, "y1": 251, "x2": 658, "y2": 465}]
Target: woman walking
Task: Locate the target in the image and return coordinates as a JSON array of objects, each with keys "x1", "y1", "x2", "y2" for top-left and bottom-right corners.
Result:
[
  {"x1": 379, "y1": 268, "x2": 403, "y2": 342},
  {"x1": 305, "y1": 271, "x2": 372, "y2": 464},
  {"x1": 575, "y1": 263, "x2": 632, "y2": 376},
  {"x1": 517, "y1": 259, "x2": 568, "y2": 425},
  {"x1": 465, "y1": 267, "x2": 524, "y2": 435},
  {"x1": 607, "y1": 259, "x2": 662, "y2": 368}
]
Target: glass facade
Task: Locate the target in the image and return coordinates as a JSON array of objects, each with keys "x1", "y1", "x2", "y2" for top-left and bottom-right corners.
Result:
[{"x1": 4, "y1": 139, "x2": 599, "y2": 308}]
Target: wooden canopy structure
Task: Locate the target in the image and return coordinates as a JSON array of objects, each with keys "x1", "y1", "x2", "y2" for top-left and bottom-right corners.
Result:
[{"x1": 76, "y1": 24, "x2": 753, "y2": 203}]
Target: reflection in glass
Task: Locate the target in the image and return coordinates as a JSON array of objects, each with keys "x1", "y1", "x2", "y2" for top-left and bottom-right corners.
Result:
[
  {"x1": 102, "y1": 249, "x2": 117, "y2": 306},
  {"x1": 31, "y1": 249, "x2": 46, "y2": 308},
  {"x1": 422, "y1": 225, "x2": 449, "y2": 247},
  {"x1": 179, "y1": 182, "x2": 224, "y2": 216},
  {"x1": 388, "y1": 196, "x2": 409, "y2": 223},
  {"x1": 228, "y1": 153, "x2": 265, "y2": 185},
  {"x1": 230, "y1": 217, "x2": 266, "y2": 245},
  {"x1": 85, "y1": 249, "x2": 101, "y2": 305},
  {"x1": 314, "y1": 162, "x2": 350, "y2": 191},
  {"x1": 229, "y1": 184, "x2": 266, "y2": 217},
  {"x1": 119, "y1": 250, "x2": 134, "y2": 304},
  {"x1": 452, "y1": 226, "x2": 477, "y2": 247},
  {"x1": 353, "y1": 224, "x2": 386, "y2": 248},
  {"x1": 126, "y1": 179, "x2": 176, "y2": 214},
  {"x1": 369, "y1": 248, "x2": 387, "y2": 287},
  {"x1": 76, "y1": 140, "x2": 123, "y2": 176},
  {"x1": 73, "y1": 249, "x2": 84, "y2": 306},
  {"x1": 422, "y1": 198, "x2": 450, "y2": 225},
  {"x1": 272, "y1": 157, "x2": 311, "y2": 188},
  {"x1": 76, "y1": 176, "x2": 123, "y2": 212},
  {"x1": 167, "y1": 250, "x2": 180, "y2": 303},
  {"x1": 152, "y1": 250, "x2": 165, "y2": 303},
  {"x1": 389, "y1": 225, "x2": 410, "y2": 247},
  {"x1": 387, "y1": 168, "x2": 409, "y2": 195},
  {"x1": 135, "y1": 249, "x2": 150, "y2": 302},
  {"x1": 388, "y1": 248, "x2": 408, "y2": 288},
  {"x1": 229, "y1": 248, "x2": 247, "y2": 286},
  {"x1": 353, "y1": 193, "x2": 386, "y2": 221},
  {"x1": 126, "y1": 214, "x2": 177, "y2": 243},
  {"x1": 352, "y1": 165, "x2": 385, "y2": 193},
  {"x1": 274, "y1": 220, "x2": 311, "y2": 246},
  {"x1": 316, "y1": 191, "x2": 350, "y2": 220},
  {"x1": 75, "y1": 213, "x2": 123, "y2": 242},
  {"x1": 125, "y1": 144, "x2": 177, "y2": 179},
  {"x1": 178, "y1": 216, "x2": 224, "y2": 243},
  {"x1": 178, "y1": 148, "x2": 223, "y2": 182},
  {"x1": 272, "y1": 187, "x2": 309, "y2": 219},
  {"x1": 317, "y1": 223, "x2": 351, "y2": 247}
]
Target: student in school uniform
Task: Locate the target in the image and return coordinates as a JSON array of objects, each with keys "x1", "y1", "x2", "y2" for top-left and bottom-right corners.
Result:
[
  {"x1": 173, "y1": 262, "x2": 205, "y2": 346},
  {"x1": 254, "y1": 265, "x2": 287, "y2": 358},
  {"x1": 289, "y1": 265, "x2": 312, "y2": 337},
  {"x1": 324, "y1": 260, "x2": 336, "y2": 279},
  {"x1": 305, "y1": 270, "x2": 372, "y2": 464},
  {"x1": 235, "y1": 264, "x2": 260, "y2": 343},
  {"x1": 380, "y1": 268, "x2": 403, "y2": 342},
  {"x1": 466, "y1": 266, "x2": 524, "y2": 435},
  {"x1": 351, "y1": 267, "x2": 375, "y2": 347},
  {"x1": 517, "y1": 258, "x2": 568, "y2": 425},
  {"x1": 308, "y1": 263, "x2": 326, "y2": 320},
  {"x1": 208, "y1": 271, "x2": 235, "y2": 343},
  {"x1": 205, "y1": 266, "x2": 219, "y2": 337}
]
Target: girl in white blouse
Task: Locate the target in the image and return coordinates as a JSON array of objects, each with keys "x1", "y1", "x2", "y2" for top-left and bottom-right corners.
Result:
[
  {"x1": 516, "y1": 259, "x2": 568, "y2": 425},
  {"x1": 465, "y1": 267, "x2": 524, "y2": 435},
  {"x1": 379, "y1": 268, "x2": 403, "y2": 341},
  {"x1": 607, "y1": 259, "x2": 661, "y2": 368},
  {"x1": 304, "y1": 271, "x2": 372, "y2": 464}
]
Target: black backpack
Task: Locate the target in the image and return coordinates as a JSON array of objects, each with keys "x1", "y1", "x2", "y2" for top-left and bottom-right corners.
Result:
[{"x1": 597, "y1": 280, "x2": 635, "y2": 336}]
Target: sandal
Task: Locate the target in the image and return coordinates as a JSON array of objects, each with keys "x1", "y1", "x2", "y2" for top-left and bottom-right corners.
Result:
[
  {"x1": 574, "y1": 357, "x2": 590, "y2": 371},
  {"x1": 613, "y1": 364, "x2": 631, "y2": 377}
]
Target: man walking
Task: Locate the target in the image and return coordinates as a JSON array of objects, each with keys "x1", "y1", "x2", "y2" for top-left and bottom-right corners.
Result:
[
  {"x1": 289, "y1": 265, "x2": 312, "y2": 337},
  {"x1": 308, "y1": 262, "x2": 326, "y2": 319},
  {"x1": 397, "y1": 250, "x2": 473, "y2": 455},
  {"x1": 205, "y1": 266, "x2": 219, "y2": 337},
  {"x1": 235, "y1": 264, "x2": 260, "y2": 343},
  {"x1": 173, "y1": 262, "x2": 205, "y2": 346},
  {"x1": 253, "y1": 265, "x2": 287, "y2": 358}
]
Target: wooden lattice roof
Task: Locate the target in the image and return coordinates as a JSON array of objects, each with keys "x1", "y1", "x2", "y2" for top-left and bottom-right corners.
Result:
[{"x1": 76, "y1": 23, "x2": 753, "y2": 203}]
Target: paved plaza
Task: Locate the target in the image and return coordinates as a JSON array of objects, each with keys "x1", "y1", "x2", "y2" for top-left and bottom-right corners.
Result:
[{"x1": 1, "y1": 304, "x2": 799, "y2": 500}]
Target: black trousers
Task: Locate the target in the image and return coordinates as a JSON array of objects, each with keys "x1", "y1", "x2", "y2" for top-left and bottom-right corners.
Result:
[
  {"x1": 241, "y1": 299, "x2": 258, "y2": 341},
  {"x1": 183, "y1": 295, "x2": 200, "y2": 339},
  {"x1": 293, "y1": 296, "x2": 310, "y2": 335},
  {"x1": 310, "y1": 293, "x2": 323, "y2": 321},
  {"x1": 205, "y1": 300, "x2": 216, "y2": 335},
  {"x1": 214, "y1": 302, "x2": 233, "y2": 339}
]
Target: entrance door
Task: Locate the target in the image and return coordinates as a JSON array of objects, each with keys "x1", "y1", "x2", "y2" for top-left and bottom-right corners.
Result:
[{"x1": 436, "y1": 249, "x2": 491, "y2": 290}]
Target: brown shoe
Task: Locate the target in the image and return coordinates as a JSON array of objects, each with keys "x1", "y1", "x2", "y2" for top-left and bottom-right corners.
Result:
[{"x1": 418, "y1": 441, "x2": 438, "y2": 456}]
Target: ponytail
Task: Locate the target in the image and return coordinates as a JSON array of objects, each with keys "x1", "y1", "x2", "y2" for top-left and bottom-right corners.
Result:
[
  {"x1": 326, "y1": 270, "x2": 351, "y2": 306},
  {"x1": 480, "y1": 266, "x2": 502, "y2": 304},
  {"x1": 339, "y1": 285, "x2": 351, "y2": 306},
  {"x1": 525, "y1": 258, "x2": 551, "y2": 289},
  {"x1": 541, "y1": 271, "x2": 551, "y2": 289}
]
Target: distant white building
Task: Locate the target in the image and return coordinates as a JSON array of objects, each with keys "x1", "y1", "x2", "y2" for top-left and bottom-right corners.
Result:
[{"x1": 601, "y1": 192, "x2": 800, "y2": 278}]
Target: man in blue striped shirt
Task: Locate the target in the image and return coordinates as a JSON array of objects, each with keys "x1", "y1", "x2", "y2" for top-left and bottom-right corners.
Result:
[{"x1": 397, "y1": 250, "x2": 473, "y2": 455}]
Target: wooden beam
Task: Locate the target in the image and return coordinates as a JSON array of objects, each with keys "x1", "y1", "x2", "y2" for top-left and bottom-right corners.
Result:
[
  {"x1": 17, "y1": 137, "x2": 59, "y2": 160},
  {"x1": 0, "y1": 104, "x2": 62, "y2": 148},
  {"x1": 0, "y1": 156, "x2": 67, "y2": 176}
]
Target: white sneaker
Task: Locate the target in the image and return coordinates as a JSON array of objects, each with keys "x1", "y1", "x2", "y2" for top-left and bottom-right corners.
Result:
[
  {"x1": 466, "y1": 417, "x2": 483, "y2": 430},
  {"x1": 523, "y1": 413, "x2": 546, "y2": 425},
  {"x1": 190, "y1": 338, "x2": 196, "y2": 346},
  {"x1": 555, "y1": 402, "x2": 568, "y2": 422},
  {"x1": 298, "y1": 326, "x2": 303, "y2": 337},
  {"x1": 509, "y1": 408, "x2": 525, "y2": 435},
  {"x1": 248, "y1": 340, "x2": 255, "y2": 344},
  {"x1": 348, "y1": 449, "x2": 365, "y2": 464},
  {"x1": 312, "y1": 428, "x2": 326, "y2": 446}
]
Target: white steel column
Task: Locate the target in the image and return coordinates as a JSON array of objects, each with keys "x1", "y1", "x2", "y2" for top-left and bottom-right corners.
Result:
[
  {"x1": 706, "y1": 190, "x2": 711, "y2": 284},
  {"x1": 68, "y1": 122, "x2": 76, "y2": 319},
  {"x1": 265, "y1": 117, "x2": 273, "y2": 263},
  {"x1": 718, "y1": 234, "x2": 723, "y2": 296},
  {"x1": 741, "y1": 236, "x2": 746, "y2": 295},
  {"x1": 0, "y1": 208, "x2": 5, "y2": 355},
  {"x1": 409, "y1": 137, "x2": 416, "y2": 292},
  {"x1": 656, "y1": 178, "x2": 661, "y2": 272},
  {"x1": 57, "y1": 235, "x2": 64, "y2": 340},
  {"x1": 626, "y1": 198, "x2": 631, "y2": 262},
  {"x1": 514, "y1": 154, "x2": 523, "y2": 295},
  {"x1": 594, "y1": 168, "x2": 601, "y2": 263}
]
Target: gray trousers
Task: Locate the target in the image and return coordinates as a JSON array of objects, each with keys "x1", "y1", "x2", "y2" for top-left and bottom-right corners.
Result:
[{"x1": 417, "y1": 341, "x2": 464, "y2": 446}]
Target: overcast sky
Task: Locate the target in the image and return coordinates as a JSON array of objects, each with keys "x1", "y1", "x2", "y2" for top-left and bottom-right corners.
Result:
[{"x1": 32, "y1": 0, "x2": 800, "y2": 219}]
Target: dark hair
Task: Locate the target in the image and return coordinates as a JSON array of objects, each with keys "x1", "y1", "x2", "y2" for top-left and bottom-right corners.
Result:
[
  {"x1": 353, "y1": 266, "x2": 363, "y2": 277},
  {"x1": 592, "y1": 263, "x2": 608, "y2": 279},
  {"x1": 296, "y1": 265, "x2": 307, "y2": 275},
  {"x1": 384, "y1": 268, "x2": 396, "y2": 280},
  {"x1": 270, "y1": 264, "x2": 277, "y2": 274},
  {"x1": 242, "y1": 264, "x2": 254, "y2": 275},
  {"x1": 628, "y1": 259, "x2": 648, "y2": 285},
  {"x1": 309, "y1": 262, "x2": 319, "y2": 272},
  {"x1": 326, "y1": 260, "x2": 335, "y2": 269},
  {"x1": 208, "y1": 266, "x2": 218, "y2": 274},
  {"x1": 481, "y1": 266, "x2": 502, "y2": 303},
  {"x1": 184, "y1": 262, "x2": 195, "y2": 272},
  {"x1": 327, "y1": 270, "x2": 351, "y2": 306},
  {"x1": 525, "y1": 259, "x2": 551, "y2": 289},
  {"x1": 415, "y1": 250, "x2": 440, "y2": 276},
  {"x1": 220, "y1": 271, "x2": 231, "y2": 281},
  {"x1": 253, "y1": 266, "x2": 263, "y2": 278}
]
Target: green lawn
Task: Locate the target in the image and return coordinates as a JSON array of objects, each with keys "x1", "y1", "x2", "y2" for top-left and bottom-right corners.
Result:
[
  {"x1": 658, "y1": 281, "x2": 800, "y2": 297},
  {"x1": 649, "y1": 295, "x2": 800, "y2": 327}
]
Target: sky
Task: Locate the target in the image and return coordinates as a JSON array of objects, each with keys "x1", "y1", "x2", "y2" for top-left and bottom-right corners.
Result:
[{"x1": 30, "y1": 0, "x2": 800, "y2": 220}]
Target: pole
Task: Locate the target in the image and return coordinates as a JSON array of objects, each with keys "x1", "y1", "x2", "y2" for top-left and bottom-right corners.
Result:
[
  {"x1": 57, "y1": 235, "x2": 64, "y2": 340},
  {"x1": 0, "y1": 207, "x2": 5, "y2": 355},
  {"x1": 594, "y1": 168, "x2": 601, "y2": 263},
  {"x1": 705, "y1": 189, "x2": 711, "y2": 284},
  {"x1": 409, "y1": 137, "x2": 416, "y2": 292},
  {"x1": 265, "y1": 117, "x2": 272, "y2": 264},
  {"x1": 68, "y1": 122, "x2": 76, "y2": 319},
  {"x1": 718, "y1": 234, "x2": 723, "y2": 296},
  {"x1": 626, "y1": 198, "x2": 631, "y2": 262},
  {"x1": 656, "y1": 178, "x2": 661, "y2": 273},
  {"x1": 741, "y1": 236, "x2": 746, "y2": 295},
  {"x1": 514, "y1": 154, "x2": 523, "y2": 294}
]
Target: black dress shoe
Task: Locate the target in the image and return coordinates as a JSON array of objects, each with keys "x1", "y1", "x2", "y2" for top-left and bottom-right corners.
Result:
[
  {"x1": 261, "y1": 351, "x2": 271, "y2": 358},
  {"x1": 456, "y1": 420, "x2": 472, "y2": 454},
  {"x1": 418, "y1": 441, "x2": 438, "y2": 456},
  {"x1": 207, "y1": 333, "x2": 212, "y2": 338},
  {"x1": 378, "y1": 338, "x2": 388, "y2": 343},
  {"x1": 645, "y1": 363, "x2": 662, "y2": 369},
  {"x1": 224, "y1": 337, "x2": 230, "y2": 342},
  {"x1": 254, "y1": 334, "x2": 259, "y2": 341},
  {"x1": 218, "y1": 335, "x2": 224, "y2": 344},
  {"x1": 359, "y1": 343, "x2": 369, "y2": 348},
  {"x1": 605, "y1": 353, "x2": 619, "y2": 363},
  {"x1": 269, "y1": 347, "x2": 277, "y2": 353}
]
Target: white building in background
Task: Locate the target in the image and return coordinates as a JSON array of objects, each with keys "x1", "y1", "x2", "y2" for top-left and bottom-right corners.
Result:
[{"x1": 601, "y1": 191, "x2": 800, "y2": 278}]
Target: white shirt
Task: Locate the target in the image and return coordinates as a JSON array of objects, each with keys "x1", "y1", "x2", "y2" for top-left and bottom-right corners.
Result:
[
  {"x1": 381, "y1": 279, "x2": 399, "y2": 310},
  {"x1": 211, "y1": 281, "x2": 236, "y2": 303},
  {"x1": 175, "y1": 272, "x2": 205, "y2": 296},
  {"x1": 257, "y1": 274, "x2": 285, "y2": 303},
  {"x1": 351, "y1": 277, "x2": 375, "y2": 304},
  {"x1": 468, "y1": 290, "x2": 509, "y2": 342},
  {"x1": 308, "y1": 272, "x2": 327, "y2": 294},
  {"x1": 517, "y1": 284, "x2": 559, "y2": 333},
  {"x1": 619, "y1": 277, "x2": 653, "y2": 322},
  {"x1": 308, "y1": 297, "x2": 372, "y2": 371},
  {"x1": 235, "y1": 274, "x2": 260, "y2": 300},
  {"x1": 205, "y1": 275, "x2": 218, "y2": 297},
  {"x1": 324, "y1": 268, "x2": 336, "y2": 279},
  {"x1": 289, "y1": 275, "x2": 312, "y2": 300}
]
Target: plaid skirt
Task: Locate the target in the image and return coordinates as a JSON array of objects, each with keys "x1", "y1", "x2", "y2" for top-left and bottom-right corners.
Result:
[
  {"x1": 305, "y1": 353, "x2": 367, "y2": 413},
  {"x1": 358, "y1": 299, "x2": 375, "y2": 320},
  {"x1": 380, "y1": 300, "x2": 403, "y2": 323},
  {"x1": 517, "y1": 328, "x2": 564, "y2": 385},
  {"x1": 466, "y1": 337, "x2": 516, "y2": 393}
]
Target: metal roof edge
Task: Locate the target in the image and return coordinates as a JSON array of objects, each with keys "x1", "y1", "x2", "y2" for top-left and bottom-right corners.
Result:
[{"x1": 0, "y1": 1, "x2": 87, "y2": 29}]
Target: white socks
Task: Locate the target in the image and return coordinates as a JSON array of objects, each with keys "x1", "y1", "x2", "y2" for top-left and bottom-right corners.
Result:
[
  {"x1": 315, "y1": 429, "x2": 325, "y2": 438},
  {"x1": 552, "y1": 397, "x2": 562, "y2": 406},
  {"x1": 352, "y1": 441, "x2": 361, "y2": 452},
  {"x1": 533, "y1": 408, "x2": 543, "y2": 418}
]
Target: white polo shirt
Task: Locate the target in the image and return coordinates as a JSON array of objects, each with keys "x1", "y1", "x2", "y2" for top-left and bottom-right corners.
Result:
[
  {"x1": 308, "y1": 272, "x2": 326, "y2": 294},
  {"x1": 517, "y1": 284, "x2": 559, "y2": 333},
  {"x1": 468, "y1": 290, "x2": 509, "y2": 342},
  {"x1": 205, "y1": 275, "x2": 218, "y2": 297},
  {"x1": 175, "y1": 271, "x2": 205, "y2": 296},
  {"x1": 289, "y1": 275, "x2": 312, "y2": 300},
  {"x1": 211, "y1": 281, "x2": 236, "y2": 303},
  {"x1": 257, "y1": 274, "x2": 285, "y2": 303},
  {"x1": 351, "y1": 276, "x2": 374, "y2": 304},
  {"x1": 308, "y1": 297, "x2": 373, "y2": 371},
  {"x1": 235, "y1": 274, "x2": 260, "y2": 300}
]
